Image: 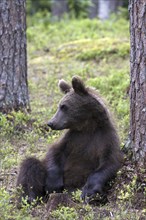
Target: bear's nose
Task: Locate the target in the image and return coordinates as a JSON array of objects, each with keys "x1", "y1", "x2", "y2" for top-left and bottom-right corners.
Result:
[{"x1": 48, "y1": 121, "x2": 54, "y2": 129}]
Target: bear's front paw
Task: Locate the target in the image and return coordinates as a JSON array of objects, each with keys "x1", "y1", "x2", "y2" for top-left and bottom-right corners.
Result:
[{"x1": 81, "y1": 183, "x2": 103, "y2": 203}]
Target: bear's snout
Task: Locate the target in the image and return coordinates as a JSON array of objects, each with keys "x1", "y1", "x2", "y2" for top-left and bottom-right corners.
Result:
[{"x1": 47, "y1": 121, "x2": 55, "y2": 129}]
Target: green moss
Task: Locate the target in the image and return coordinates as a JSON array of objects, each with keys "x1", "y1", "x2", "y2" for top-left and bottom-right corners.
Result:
[
  {"x1": 48, "y1": 38, "x2": 129, "y2": 61},
  {"x1": 76, "y1": 39, "x2": 129, "y2": 61}
]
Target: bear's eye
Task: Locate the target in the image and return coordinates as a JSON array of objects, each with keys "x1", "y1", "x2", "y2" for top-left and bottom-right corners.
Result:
[{"x1": 60, "y1": 104, "x2": 68, "y2": 111}]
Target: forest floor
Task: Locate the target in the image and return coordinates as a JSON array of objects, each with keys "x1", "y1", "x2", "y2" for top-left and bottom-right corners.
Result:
[{"x1": 0, "y1": 13, "x2": 145, "y2": 220}]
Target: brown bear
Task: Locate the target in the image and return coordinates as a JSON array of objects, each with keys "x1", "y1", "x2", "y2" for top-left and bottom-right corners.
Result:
[{"x1": 17, "y1": 76, "x2": 123, "y2": 203}]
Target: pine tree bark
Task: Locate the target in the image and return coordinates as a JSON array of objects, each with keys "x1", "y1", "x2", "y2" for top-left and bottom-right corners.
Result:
[
  {"x1": 0, "y1": 0, "x2": 30, "y2": 113},
  {"x1": 129, "y1": 0, "x2": 146, "y2": 167}
]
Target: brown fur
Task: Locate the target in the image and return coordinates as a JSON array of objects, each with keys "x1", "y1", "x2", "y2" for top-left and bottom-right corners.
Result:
[{"x1": 17, "y1": 76, "x2": 123, "y2": 203}]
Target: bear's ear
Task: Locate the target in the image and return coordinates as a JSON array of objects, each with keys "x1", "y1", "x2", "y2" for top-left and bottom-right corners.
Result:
[
  {"x1": 58, "y1": 79, "x2": 71, "y2": 94},
  {"x1": 72, "y1": 76, "x2": 87, "y2": 95}
]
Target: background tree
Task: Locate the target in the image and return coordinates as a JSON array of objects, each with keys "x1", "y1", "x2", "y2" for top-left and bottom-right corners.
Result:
[
  {"x1": 88, "y1": 0, "x2": 98, "y2": 19},
  {"x1": 0, "y1": 0, "x2": 30, "y2": 113},
  {"x1": 98, "y1": 0, "x2": 124, "y2": 20},
  {"x1": 129, "y1": 0, "x2": 146, "y2": 168},
  {"x1": 51, "y1": 0, "x2": 68, "y2": 19}
]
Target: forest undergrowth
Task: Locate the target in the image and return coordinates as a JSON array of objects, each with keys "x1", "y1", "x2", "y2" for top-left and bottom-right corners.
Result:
[{"x1": 0, "y1": 13, "x2": 145, "y2": 220}]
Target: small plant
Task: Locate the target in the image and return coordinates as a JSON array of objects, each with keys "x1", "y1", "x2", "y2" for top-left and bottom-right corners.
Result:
[
  {"x1": 117, "y1": 174, "x2": 139, "y2": 201},
  {"x1": 51, "y1": 206, "x2": 78, "y2": 220},
  {"x1": 71, "y1": 189, "x2": 82, "y2": 203},
  {"x1": 0, "y1": 187, "x2": 33, "y2": 220},
  {"x1": 0, "y1": 113, "x2": 12, "y2": 135}
]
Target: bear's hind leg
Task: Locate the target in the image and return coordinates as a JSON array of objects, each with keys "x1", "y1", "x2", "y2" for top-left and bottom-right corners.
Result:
[{"x1": 16, "y1": 157, "x2": 47, "y2": 204}]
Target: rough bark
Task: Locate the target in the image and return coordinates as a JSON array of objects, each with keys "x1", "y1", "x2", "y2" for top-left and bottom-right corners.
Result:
[
  {"x1": 0, "y1": 0, "x2": 30, "y2": 113},
  {"x1": 129, "y1": 0, "x2": 146, "y2": 167}
]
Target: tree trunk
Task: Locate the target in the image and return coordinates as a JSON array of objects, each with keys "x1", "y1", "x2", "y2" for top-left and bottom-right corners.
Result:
[
  {"x1": 0, "y1": 0, "x2": 30, "y2": 113},
  {"x1": 89, "y1": 0, "x2": 98, "y2": 19},
  {"x1": 51, "y1": 0, "x2": 68, "y2": 19},
  {"x1": 98, "y1": 0, "x2": 111, "y2": 20},
  {"x1": 98, "y1": 0, "x2": 124, "y2": 20},
  {"x1": 129, "y1": 0, "x2": 146, "y2": 167}
]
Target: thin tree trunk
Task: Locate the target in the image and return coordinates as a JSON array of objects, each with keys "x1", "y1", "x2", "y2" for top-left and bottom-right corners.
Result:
[
  {"x1": 98, "y1": 0, "x2": 124, "y2": 20},
  {"x1": 51, "y1": 0, "x2": 68, "y2": 19},
  {"x1": 129, "y1": 0, "x2": 146, "y2": 167},
  {"x1": 98, "y1": 0, "x2": 111, "y2": 20},
  {"x1": 0, "y1": 0, "x2": 30, "y2": 113},
  {"x1": 89, "y1": 0, "x2": 98, "y2": 19}
]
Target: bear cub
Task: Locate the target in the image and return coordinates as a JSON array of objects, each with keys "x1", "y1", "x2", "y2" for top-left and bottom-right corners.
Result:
[{"x1": 17, "y1": 76, "x2": 123, "y2": 203}]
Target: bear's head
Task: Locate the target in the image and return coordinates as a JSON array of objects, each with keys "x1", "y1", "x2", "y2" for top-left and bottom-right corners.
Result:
[{"x1": 48, "y1": 76, "x2": 107, "y2": 131}]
